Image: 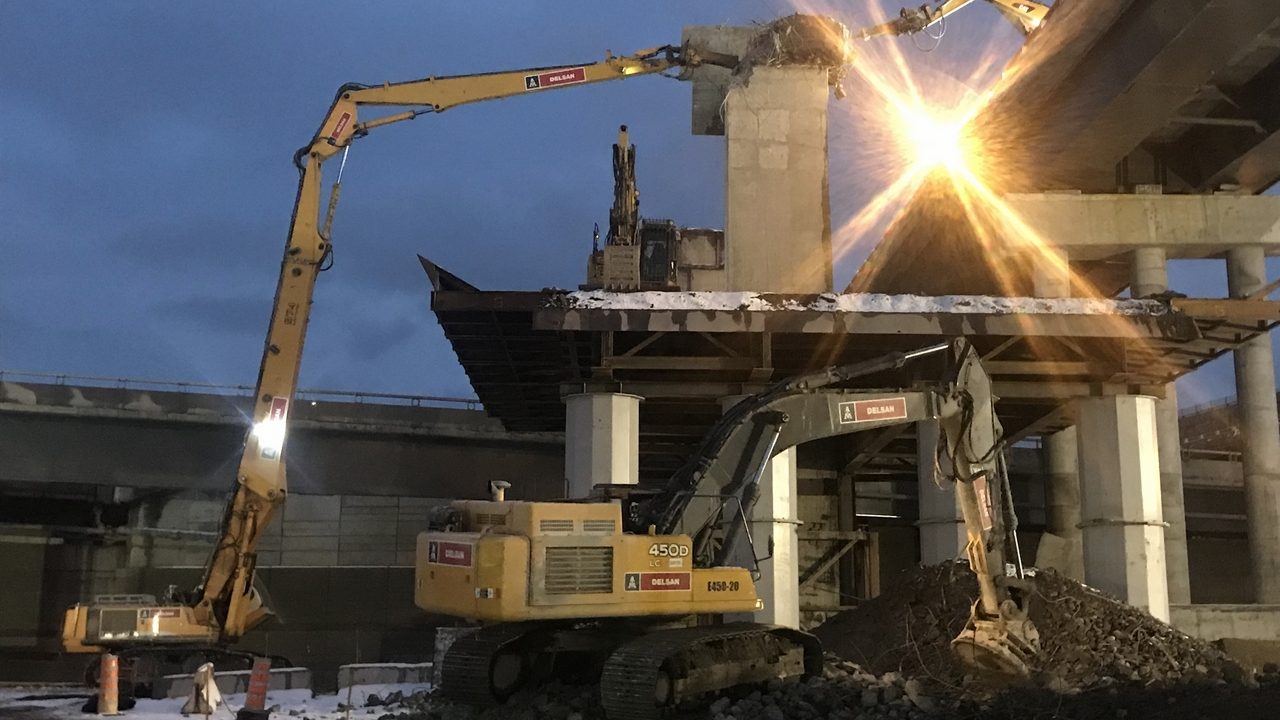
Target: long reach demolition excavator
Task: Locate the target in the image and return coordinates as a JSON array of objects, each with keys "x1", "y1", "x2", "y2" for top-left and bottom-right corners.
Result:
[
  {"x1": 62, "y1": 7, "x2": 1044, "y2": 706},
  {"x1": 61, "y1": 39, "x2": 737, "y2": 684}
]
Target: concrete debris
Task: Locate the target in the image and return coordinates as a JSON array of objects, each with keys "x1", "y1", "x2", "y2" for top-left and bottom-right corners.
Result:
[
  {"x1": 816, "y1": 562, "x2": 1247, "y2": 692},
  {"x1": 741, "y1": 15, "x2": 850, "y2": 69},
  {"x1": 547, "y1": 289, "x2": 1168, "y2": 317},
  {"x1": 736, "y1": 14, "x2": 850, "y2": 93}
]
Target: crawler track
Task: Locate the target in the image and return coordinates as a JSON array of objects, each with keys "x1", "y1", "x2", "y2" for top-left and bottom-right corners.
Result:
[
  {"x1": 439, "y1": 623, "x2": 541, "y2": 704},
  {"x1": 600, "y1": 623, "x2": 821, "y2": 720},
  {"x1": 440, "y1": 621, "x2": 820, "y2": 719}
]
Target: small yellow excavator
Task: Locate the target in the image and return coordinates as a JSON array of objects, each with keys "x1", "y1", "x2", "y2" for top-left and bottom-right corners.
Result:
[
  {"x1": 417, "y1": 340, "x2": 1039, "y2": 718},
  {"x1": 60, "y1": 40, "x2": 735, "y2": 684}
]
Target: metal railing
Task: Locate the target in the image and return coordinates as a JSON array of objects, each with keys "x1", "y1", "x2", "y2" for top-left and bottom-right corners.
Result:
[
  {"x1": 0, "y1": 370, "x2": 481, "y2": 410},
  {"x1": 1178, "y1": 395, "x2": 1239, "y2": 418}
]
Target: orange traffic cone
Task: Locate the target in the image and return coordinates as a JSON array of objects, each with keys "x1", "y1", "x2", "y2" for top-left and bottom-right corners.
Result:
[
  {"x1": 97, "y1": 653, "x2": 120, "y2": 716},
  {"x1": 235, "y1": 657, "x2": 272, "y2": 720}
]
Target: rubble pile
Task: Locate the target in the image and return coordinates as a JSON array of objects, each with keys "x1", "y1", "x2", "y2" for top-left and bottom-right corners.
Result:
[
  {"x1": 704, "y1": 658, "x2": 949, "y2": 720},
  {"x1": 350, "y1": 564, "x2": 1265, "y2": 720},
  {"x1": 815, "y1": 562, "x2": 1246, "y2": 691}
]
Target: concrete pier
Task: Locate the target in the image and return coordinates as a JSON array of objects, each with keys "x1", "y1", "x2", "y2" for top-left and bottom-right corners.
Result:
[
  {"x1": 748, "y1": 447, "x2": 800, "y2": 628},
  {"x1": 1130, "y1": 246, "x2": 1191, "y2": 605},
  {"x1": 1077, "y1": 395, "x2": 1170, "y2": 621},
  {"x1": 916, "y1": 419, "x2": 965, "y2": 563},
  {"x1": 563, "y1": 393, "x2": 641, "y2": 498},
  {"x1": 1227, "y1": 246, "x2": 1280, "y2": 603},
  {"x1": 724, "y1": 66, "x2": 833, "y2": 293},
  {"x1": 1044, "y1": 427, "x2": 1084, "y2": 580}
]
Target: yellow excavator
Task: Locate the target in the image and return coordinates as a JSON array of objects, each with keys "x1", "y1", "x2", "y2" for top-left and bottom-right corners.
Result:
[
  {"x1": 418, "y1": 340, "x2": 1039, "y2": 718},
  {"x1": 60, "y1": 40, "x2": 735, "y2": 683}
]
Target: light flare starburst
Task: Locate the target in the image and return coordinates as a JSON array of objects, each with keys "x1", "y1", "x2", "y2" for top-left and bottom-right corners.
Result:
[{"x1": 785, "y1": 1, "x2": 1166, "y2": 372}]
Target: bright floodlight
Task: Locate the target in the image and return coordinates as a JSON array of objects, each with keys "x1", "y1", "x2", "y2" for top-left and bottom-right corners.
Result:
[{"x1": 252, "y1": 418, "x2": 287, "y2": 459}]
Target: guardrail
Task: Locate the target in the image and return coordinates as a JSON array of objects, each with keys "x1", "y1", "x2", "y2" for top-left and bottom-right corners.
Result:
[
  {"x1": 1178, "y1": 395, "x2": 1239, "y2": 418},
  {"x1": 0, "y1": 370, "x2": 482, "y2": 410},
  {"x1": 1182, "y1": 448, "x2": 1243, "y2": 463}
]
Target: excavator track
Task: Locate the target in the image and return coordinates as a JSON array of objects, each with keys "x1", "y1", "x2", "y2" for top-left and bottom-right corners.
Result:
[
  {"x1": 439, "y1": 623, "x2": 543, "y2": 704},
  {"x1": 599, "y1": 623, "x2": 821, "y2": 720}
]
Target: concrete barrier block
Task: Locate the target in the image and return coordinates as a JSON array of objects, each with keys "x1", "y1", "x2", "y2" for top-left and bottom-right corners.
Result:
[
  {"x1": 1170, "y1": 604, "x2": 1280, "y2": 642},
  {"x1": 157, "y1": 666, "x2": 311, "y2": 699},
  {"x1": 337, "y1": 662, "x2": 432, "y2": 689}
]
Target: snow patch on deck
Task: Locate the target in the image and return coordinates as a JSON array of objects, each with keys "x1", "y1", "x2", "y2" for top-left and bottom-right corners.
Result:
[{"x1": 554, "y1": 291, "x2": 1166, "y2": 316}]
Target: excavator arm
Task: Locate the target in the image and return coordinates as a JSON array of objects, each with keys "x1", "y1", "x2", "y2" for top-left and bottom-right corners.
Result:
[
  {"x1": 634, "y1": 339, "x2": 1039, "y2": 675},
  {"x1": 199, "y1": 44, "x2": 736, "y2": 643},
  {"x1": 859, "y1": 0, "x2": 1050, "y2": 38}
]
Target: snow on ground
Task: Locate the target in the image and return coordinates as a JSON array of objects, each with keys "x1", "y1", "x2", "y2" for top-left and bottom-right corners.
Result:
[
  {"x1": 0, "y1": 683, "x2": 431, "y2": 720},
  {"x1": 558, "y1": 290, "x2": 1167, "y2": 316}
]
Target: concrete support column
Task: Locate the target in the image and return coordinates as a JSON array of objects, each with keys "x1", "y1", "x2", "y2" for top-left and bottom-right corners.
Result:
[
  {"x1": 563, "y1": 393, "x2": 641, "y2": 499},
  {"x1": 1130, "y1": 247, "x2": 1168, "y2": 298},
  {"x1": 1031, "y1": 245, "x2": 1071, "y2": 298},
  {"x1": 1027, "y1": 240, "x2": 1089, "y2": 581},
  {"x1": 721, "y1": 396, "x2": 800, "y2": 629},
  {"x1": 1076, "y1": 396, "x2": 1170, "y2": 621},
  {"x1": 1227, "y1": 246, "x2": 1280, "y2": 602},
  {"x1": 126, "y1": 499, "x2": 157, "y2": 570},
  {"x1": 916, "y1": 419, "x2": 965, "y2": 563},
  {"x1": 1043, "y1": 427, "x2": 1084, "y2": 581},
  {"x1": 724, "y1": 66, "x2": 833, "y2": 293},
  {"x1": 721, "y1": 394, "x2": 798, "y2": 625},
  {"x1": 1130, "y1": 246, "x2": 1191, "y2": 604}
]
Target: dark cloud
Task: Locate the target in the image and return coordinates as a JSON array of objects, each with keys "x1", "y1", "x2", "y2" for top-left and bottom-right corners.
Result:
[
  {"x1": 157, "y1": 295, "x2": 269, "y2": 335},
  {"x1": 346, "y1": 315, "x2": 419, "y2": 363}
]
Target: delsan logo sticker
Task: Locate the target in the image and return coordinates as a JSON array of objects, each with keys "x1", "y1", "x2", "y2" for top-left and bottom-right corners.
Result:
[
  {"x1": 328, "y1": 111, "x2": 352, "y2": 141},
  {"x1": 624, "y1": 572, "x2": 691, "y2": 591},
  {"x1": 523, "y1": 67, "x2": 587, "y2": 91},
  {"x1": 838, "y1": 397, "x2": 908, "y2": 424},
  {"x1": 427, "y1": 540, "x2": 473, "y2": 567}
]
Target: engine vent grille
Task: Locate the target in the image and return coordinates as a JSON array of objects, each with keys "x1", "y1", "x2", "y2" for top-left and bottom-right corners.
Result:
[
  {"x1": 96, "y1": 609, "x2": 137, "y2": 637},
  {"x1": 539, "y1": 519, "x2": 574, "y2": 534},
  {"x1": 544, "y1": 547, "x2": 613, "y2": 594},
  {"x1": 473, "y1": 513, "x2": 508, "y2": 527},
  {"x1": 582, "y1": 519, "x2": 616, "y2": 534}
]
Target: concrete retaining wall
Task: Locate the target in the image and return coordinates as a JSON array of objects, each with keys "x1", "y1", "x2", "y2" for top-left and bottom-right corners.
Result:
[
  {"x1": 337, "y1": 662, "x2": 432, "y2": 689},
  {"x1": 1170, "y1": 604, "x2": 1280, "y2": 641},
  {"x1": 158, "y1": 667, "x2": 311, "y2": 699}
]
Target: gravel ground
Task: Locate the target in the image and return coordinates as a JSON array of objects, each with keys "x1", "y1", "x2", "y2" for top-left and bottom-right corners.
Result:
[{"x1": 8, "y1": 566, "x2": 1276, "y2": 720}]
